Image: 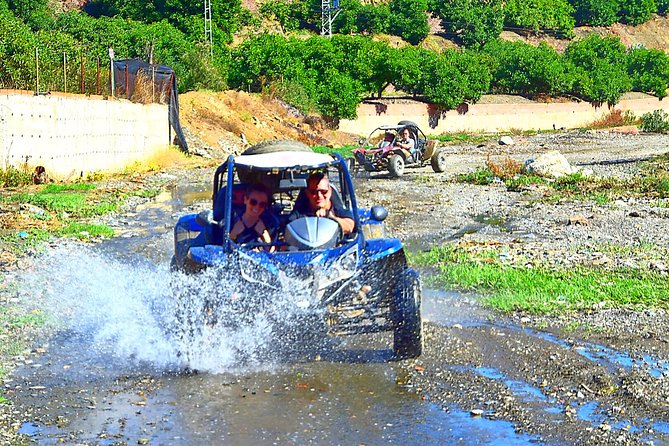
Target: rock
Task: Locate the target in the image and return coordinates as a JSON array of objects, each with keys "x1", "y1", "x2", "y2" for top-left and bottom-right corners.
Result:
[
  {"x1": 499, "y1": 136, "x2": 514, "y2": 145},
  {"x1": 19, "y1": 203, "x2": 48, "y2": 216},
  {"x1": 470, "y1": 409, "x2": 484, "y2": 416},
  {"x1": 609, "y1": 125, "x2": 639, "y2": 135},
  {"x1": 567, "y1": 215, "x2": 590, "y2": 226},
  {"x1": 526, "y1": 150, "x2": 574, "y2": 178}
]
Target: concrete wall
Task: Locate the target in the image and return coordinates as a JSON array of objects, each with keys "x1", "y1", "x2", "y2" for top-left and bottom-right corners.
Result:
[
  {"x1": 0, "y1": 90, "x2": 170, "y2": 179},
  {"x1": 339, "y1": 96, "x2": 669, "y2": 136}
]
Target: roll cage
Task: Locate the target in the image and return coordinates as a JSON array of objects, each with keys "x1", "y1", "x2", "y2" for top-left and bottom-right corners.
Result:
[
  {"x1": 363, "y1": 124, "x2": 428, "y2": 152},
  {"x1": 210, "y1": 152, "x2": 359, "y2": 251}
]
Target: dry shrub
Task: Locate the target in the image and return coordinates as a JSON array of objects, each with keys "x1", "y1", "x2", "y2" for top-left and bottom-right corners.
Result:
[
  {"x1": 589, "y1": 109, "x2": 637, "y2": 128},
  {"x1": 486, "y1": 156, "x2": 524, "y2": 180},
  {"x1": 124, "y1": 146, "x2": 195, "y2": 174},
  {"x1": 130, "y1": 72, "x2": 168, "y2": 104}
]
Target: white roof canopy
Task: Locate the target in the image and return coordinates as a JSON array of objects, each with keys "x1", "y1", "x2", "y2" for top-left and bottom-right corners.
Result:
[{"x1": 234, "y1": 151, "x2": 335, "y2": 169}]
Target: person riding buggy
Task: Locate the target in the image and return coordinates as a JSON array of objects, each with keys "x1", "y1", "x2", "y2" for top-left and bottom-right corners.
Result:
[
  {"x1": 352, "y1": 121, "x2": 447, "y2": 178},
  {"x1": 171, "y1": 140, "x2": 423, "y2": 360}
]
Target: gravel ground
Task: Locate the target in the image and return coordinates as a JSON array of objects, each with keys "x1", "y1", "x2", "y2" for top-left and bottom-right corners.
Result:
[
  {"x1": 3, "y1": 130, "x2": 669, "y2": 445},
  {"x1": 356, "y1": 130, "x2": 669, "y2": 445}
]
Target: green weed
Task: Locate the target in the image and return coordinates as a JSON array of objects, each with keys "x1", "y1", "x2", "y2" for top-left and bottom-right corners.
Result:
[
  {"x1": 1, "y1": 190, "x2": 123, "y2": 218},
  {"x1": 58, "y1": 222, "x2": 115, "y2": 238},
  {"x1": 312, "y1": 145, "x2": 357, "y2": 159},
  {"x1": 0, "y1": 164, "x2": 33, "y2": 187},
  {"x1": 456, "y1": 167, "x2": 495, "y2": 185},
  {"x1": 42, "y1": 183, "x2": 96, "y2": 193},
  {"x1": 412, "y1": 244, "x2": 669, "y2": 315}
]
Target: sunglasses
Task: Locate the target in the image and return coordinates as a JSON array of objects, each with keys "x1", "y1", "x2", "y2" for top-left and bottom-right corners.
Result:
[
  {"x1": 308, "y1": 188, "x2": 330, "y2": 196},
  {"x1": 248, "y1": 198, "x2": 267, "y2": 209}
]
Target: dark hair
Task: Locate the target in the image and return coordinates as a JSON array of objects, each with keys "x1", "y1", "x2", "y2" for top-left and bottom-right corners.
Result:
[
  {"x1": 246, "y1": 182, "x2": 271, "y2": 199},
  {"x1": 307, "y1": 171, "x2": 328, "y2": 187}
]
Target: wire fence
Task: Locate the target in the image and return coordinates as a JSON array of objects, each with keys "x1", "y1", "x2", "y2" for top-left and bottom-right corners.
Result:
[{"x1": 0, "y1": 48, "x2": 167, "y2": 105}]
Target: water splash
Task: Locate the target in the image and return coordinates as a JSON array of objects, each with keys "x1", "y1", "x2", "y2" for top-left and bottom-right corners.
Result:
[{"x1": 16, "y1": 243, "x2": 324, "y2": 374}]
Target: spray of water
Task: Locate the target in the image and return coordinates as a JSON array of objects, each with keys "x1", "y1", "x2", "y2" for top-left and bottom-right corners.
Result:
[{"x1": 16, "y1": 243, "x2": 325, "y2": 374}]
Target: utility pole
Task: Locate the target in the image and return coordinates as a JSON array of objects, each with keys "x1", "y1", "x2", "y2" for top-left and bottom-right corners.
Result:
[
  {"x1": 204, "y1": 0, "x2": 213, "y2": 58},
  {"x1": 321, "y1": 0, "x2": 341, "y2": 37}
]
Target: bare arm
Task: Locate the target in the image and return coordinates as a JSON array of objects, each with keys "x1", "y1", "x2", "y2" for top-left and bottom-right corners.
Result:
[{"x1": 327, "y1": 210, "x2": 355, "y2": 235}]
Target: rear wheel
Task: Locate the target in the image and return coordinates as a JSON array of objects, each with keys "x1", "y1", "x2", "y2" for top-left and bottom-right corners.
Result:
[
  {"x1": 388, "y1": 154, "x2": 405, "y2": 178},
  {"x1": 431, "y1": 148, "x2": 447, "y2": 173},
  {"x1": 393, "y1": 269, "x2": 423, "y2": 359}
]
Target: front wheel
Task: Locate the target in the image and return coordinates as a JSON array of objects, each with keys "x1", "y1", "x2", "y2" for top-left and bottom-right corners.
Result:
[
  {"x1": 388, "y1": 154, "x2": 405, "y2": 178},
  {"x1": 431, "y1": 148, "x2": 447, "y2": 173},
  {"x1": 393, "y1": 269, "x2": 423, "y2": 359}
]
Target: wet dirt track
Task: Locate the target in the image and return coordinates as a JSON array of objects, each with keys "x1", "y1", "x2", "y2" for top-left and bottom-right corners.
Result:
[{"x1": 7, "y1": 133, "x2": 669, "y2": 446}]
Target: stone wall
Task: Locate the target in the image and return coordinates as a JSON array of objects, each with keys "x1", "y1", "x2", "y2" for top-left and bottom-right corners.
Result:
[
  {"x1": 339, "y1": 96, "x2": 669, "y2": 136},
  {"x1": 0, "y1": 90, "x2": 169, "y2": 179}
]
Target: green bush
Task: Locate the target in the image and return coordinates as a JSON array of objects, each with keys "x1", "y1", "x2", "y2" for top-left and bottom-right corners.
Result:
[
  {"x1": 503, "y1": 0, "x2": 575, "y2": 37},
  {"x1": 618, "y1": 0, "x2": 657, "y2": 24},
  {"x1": 429, "y1": 0, "x2": 504, "y2": 48},
  {"x1": 640, "y1": 110, "x2": 669, "y2": 133},
  {"x1": 388, "y1": 0, "x2": 429, "y2": 44},
  {"x1": 484, "y1": 40, "x2": 575, "y2": 96},
  {"x1": 570, "y1": 0, "x2": 619, "y2": 25},
  {"x1": 259, "y1": 0, "x2": 301, "y2": 32},
  {"x1": 627, "y1": 46, "x2": 669, "y2": 98},
  {"x1": 564, "y1": 34, "x2": 631, "y2": 104},
  {"x1": 659, "y1": 0, "x2": 669, "y2": 14}
]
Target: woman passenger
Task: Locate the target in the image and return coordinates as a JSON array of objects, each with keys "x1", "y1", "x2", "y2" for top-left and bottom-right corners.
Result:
[{"x1": 229, "y1": 183, "x2": 274, "y2": 250}]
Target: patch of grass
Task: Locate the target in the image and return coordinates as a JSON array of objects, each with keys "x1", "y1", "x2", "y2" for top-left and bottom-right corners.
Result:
[
  {"x1": 411, "y1": 244, "x2": 669, "y2": 315},
  {"x1": 455, "y1": 167, "x2": 496, "y2": 185},
  {"x1": 121, "y1": 146, "x2": 192, "y2": 175},
  {"x1": 42, "y1": 183, "x2": 96, "y2": 193},
  {"x1": 505, "y1": 174, "x2": 547, "y2": 191},
  {"x1": 58, "y1": 222, "x2": 114, "y2": 238},
  {"x1": 1, "y1": 188, "x2": 124, "y2": 219},
  {"x1": 0, "y1": 303, "x2": 45, "y2": 404},
  {"x1": 312, "y1": 145, "x2": 357, "y2": 159},
  {"x1": 580, "y1": 240, "x2": 661, "y2": 256},
  {"x1": 0, "y1": 229, "x2": 52, "y2": 254},
  {"x1": 131, "y1": 187, "x2": 162, "y2": 199},
  {"x1": 414, "y1": 174, "x2": 439, "y2": 184},
  {"x1": 455, "y1": 155, "x2": 669, "y2": 202},
  {"x1": 487, "y1": 156, "x2": 524, "y2": 180}
]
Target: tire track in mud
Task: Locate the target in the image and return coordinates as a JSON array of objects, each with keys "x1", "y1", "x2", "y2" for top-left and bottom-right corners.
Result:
[{"x1": 410, "y1": 290, "x2": 669, "y2": 445}]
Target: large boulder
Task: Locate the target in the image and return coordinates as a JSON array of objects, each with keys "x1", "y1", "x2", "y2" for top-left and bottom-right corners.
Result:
[{"x1": 526, "y1": 150, "x2": 574, "y2": 178}]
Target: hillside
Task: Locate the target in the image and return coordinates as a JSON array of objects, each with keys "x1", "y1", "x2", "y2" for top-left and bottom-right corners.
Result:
[
  {"x1": 500, "y1": 14, "x2": 669, "y2": 52},
  {"x1": 178, "y1": 90, "x2": 360, "y2": 156}
]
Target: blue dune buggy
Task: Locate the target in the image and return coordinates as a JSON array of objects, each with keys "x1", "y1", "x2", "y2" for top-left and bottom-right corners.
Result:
[{"x1": 172, "y1": 140, "x2": 422, "y2": 359}]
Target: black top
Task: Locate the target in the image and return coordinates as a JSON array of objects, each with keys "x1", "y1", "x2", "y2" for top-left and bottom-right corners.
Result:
[
  {"x1": 288, "y1": 189, "x2": 354, "y2": 223},
  {"x1": 231, "y1": 213, "x2": 264, "y2": 245}
]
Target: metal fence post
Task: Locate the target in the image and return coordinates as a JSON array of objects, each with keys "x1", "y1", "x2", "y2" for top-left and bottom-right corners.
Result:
[
  {"x1": 109, "y1": 47, "x2": 115, "y2": 97},
  {"x1": 63, "y1": 52, "x2": 67, "y2": 93},
  {"x1": 35, "y1": 47, "x2": 39, "y2": 94}
]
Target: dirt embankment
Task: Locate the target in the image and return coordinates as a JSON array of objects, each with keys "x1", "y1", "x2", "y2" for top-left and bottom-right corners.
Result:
[{"x1": 178, "y1": 91, "x2": 359, "y2": 158}]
